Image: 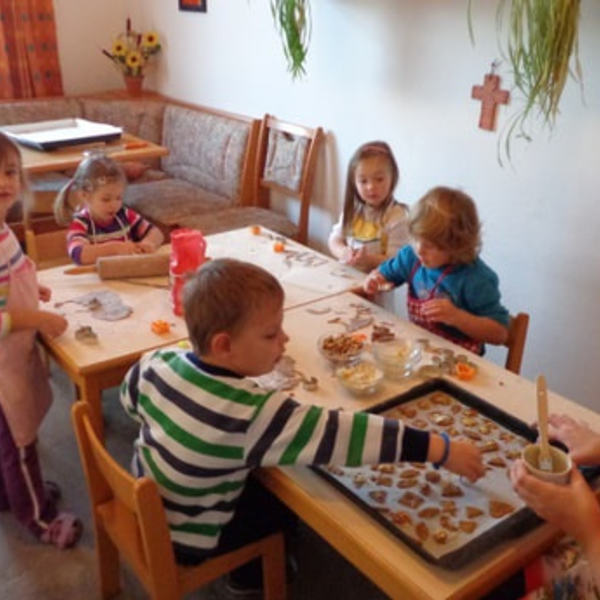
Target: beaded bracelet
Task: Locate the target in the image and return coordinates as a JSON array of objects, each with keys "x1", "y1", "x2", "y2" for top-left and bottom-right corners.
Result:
[{"x1": 433, "y1": 431, "x2": 450, "y2": 470}]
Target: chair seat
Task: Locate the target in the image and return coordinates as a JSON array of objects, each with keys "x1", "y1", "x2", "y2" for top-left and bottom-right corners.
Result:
[{"x1": 177, "y1": 206, "x2": 298, "y2": 239}]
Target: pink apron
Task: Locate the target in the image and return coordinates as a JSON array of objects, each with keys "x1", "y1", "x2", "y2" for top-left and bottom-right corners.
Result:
[
  {"x1": 406, "y1": 261, "x2": 483, "y2": 355},
  {"x1": 0, "y1": 255, "x2": 52, "y2": 447}
]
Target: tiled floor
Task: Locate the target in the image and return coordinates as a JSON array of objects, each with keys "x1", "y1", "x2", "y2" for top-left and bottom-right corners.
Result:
[{"x1": 0, "y1": 364, "x2": 389, "y2": 599}]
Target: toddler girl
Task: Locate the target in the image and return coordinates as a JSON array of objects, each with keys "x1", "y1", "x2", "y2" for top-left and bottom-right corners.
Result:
[
  {"x1": 0, "y1": 132, "x2": 81, "y2": 548},
  {"x1": 54, "y1": 153, "x2": 164, "y2": 265},
  {"x1": 364, "y1": 186, "x2": 509, "y2": 354},
  {"x1": 328, "y1": 141, "x2": 409, "y2": 272}
]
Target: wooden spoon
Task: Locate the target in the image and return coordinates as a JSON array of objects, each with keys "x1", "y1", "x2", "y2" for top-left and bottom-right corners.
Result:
[{"x1": 536, "y1": 375, "x2": 553, "y2": 471}]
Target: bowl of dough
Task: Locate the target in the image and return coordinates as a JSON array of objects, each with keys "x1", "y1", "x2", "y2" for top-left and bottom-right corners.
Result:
[
  {"x1": 372, "y1": 338, "x2": 422, "y2": 380},
  {"x1": 335, "y1": 360, "x2": 384, "y2": 396}
]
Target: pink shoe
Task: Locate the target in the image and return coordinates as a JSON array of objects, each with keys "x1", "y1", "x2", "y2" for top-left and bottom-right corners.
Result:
[{"x1": 40, "y1": 512, "x2": 83, "y2": 549}]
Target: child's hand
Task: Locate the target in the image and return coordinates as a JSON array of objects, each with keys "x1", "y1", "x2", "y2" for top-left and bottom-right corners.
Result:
[
  {"x1": 119, "y1": 241, "x2": 143, "y2": 255},
  {"x1": 136, "y1": 240, "x2": 156, "y2": 254},
  {"x1": 37, "y1": 311, "x2": 68, "y2": 339},
  {"x1": 510, "y1": 459, "x2": 600, "y2": 547},
  {"x1": 363, "y1": 269, "x2": 389, "y2": 295},
  {"x1": 421, "y1": 298, "x2": 459, "y2": 325},
  {"x1": 547, "y1": 414, "x2": 600, "y2": 465},
  {"x1": 38, "y1": 285, "x2": 52, "y2": 302},
  {"x1": 444, "y1": 439, "x2": 485, "y2": 482}
]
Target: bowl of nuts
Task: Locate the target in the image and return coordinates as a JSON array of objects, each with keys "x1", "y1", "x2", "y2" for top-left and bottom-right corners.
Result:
[
  {"x1": 317, "y1": 332, "x2": 364, "y2": 366},
  {"x1": 335, "y1": 360, "x2": 384, "y2": 396}
]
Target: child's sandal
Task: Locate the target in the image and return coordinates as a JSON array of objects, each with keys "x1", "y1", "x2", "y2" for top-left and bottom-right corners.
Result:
[{"x1": 41, "y1": 512, "x2": 83, "y2": 549}]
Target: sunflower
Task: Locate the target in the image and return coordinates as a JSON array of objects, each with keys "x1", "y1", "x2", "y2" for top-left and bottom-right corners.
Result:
[
  {"x1": 125, "y1": 50, "x2": 144, "y2": 71},
  {"x1": 141, "y1": 31, "x2": 160, "y2": 50},
  {"x1": 112, "y1": 40, "x2": 128, "y2": 57}
]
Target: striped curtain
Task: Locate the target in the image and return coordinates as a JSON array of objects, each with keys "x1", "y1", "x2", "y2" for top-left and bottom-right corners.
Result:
[{"x1": 0, "y1": 0, "x2": 63, "y2": 99}]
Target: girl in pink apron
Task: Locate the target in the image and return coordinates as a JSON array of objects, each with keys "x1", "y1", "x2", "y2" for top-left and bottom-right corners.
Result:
[
  {"x1": 0, "y1": 133, "x2": 81, "y2": 549},
  {"x1": 364, "y1": 187, "x2": 509, "y2": 353}
]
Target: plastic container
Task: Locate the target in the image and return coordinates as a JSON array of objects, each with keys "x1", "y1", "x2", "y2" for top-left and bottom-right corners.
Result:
[
  {"x1": 372, "y1": 338, "x2": 422, "y2": 380},
  {"x1": 335, "y1": 361, "x2": 384, "y2": 396},
  {"x1": 169, "y1": 228, "x2": 206, "y2": 316}
]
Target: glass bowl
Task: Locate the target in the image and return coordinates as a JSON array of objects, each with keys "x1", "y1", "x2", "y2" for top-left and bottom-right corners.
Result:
[
  {"x1": 372, "y1": 338, "x2": 422, "y2": 380},
  {"x1": 317, "y1": 332, "x2": 364, "y2": 366},
  {"x1": 335, "y1": 360, "x2": 384, "y2": 396}
]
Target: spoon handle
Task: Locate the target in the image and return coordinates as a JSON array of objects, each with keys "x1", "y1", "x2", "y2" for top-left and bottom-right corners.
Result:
[{"x1": 537, "y1": 375, "x2": 552, "y2": 470}]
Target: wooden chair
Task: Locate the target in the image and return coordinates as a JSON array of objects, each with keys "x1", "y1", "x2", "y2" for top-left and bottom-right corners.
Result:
[
  {"x1": 24, "y1": 227, "x2": 70, "y2": 269},
  {"x1": 71, "y1": 401, "x2": 287, "y2": 600},
  {"x1": 176, "y1": 114, "x2": 324, "y2": 245},
  {"x1": 504, "y1": 312, "x2": 530, "y2": 374}
]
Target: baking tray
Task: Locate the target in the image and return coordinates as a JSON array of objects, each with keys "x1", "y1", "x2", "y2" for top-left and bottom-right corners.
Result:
[
  {"x1": 314, "y1": 378, "x2": 600, "y2": 569},
  {"x1": 1, "y1": 118, "x2": 122, "y2": 151}
]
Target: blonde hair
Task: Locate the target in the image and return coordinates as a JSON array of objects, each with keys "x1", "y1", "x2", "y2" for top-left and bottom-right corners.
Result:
[
  {"x1": 183, "y1": 258, "x2": 284, "y2": 355},
  {"x1": 342, "y1": 141, "x2": 402, "y2": 234},
  {"x1": 409, "y1": 186, "x2": 481, "y2": 264},
  {"x1": 53, "y1": 154, "x2": 126, "y2": 225}
]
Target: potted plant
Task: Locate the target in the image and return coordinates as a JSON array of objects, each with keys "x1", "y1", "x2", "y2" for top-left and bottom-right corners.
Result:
[
  {"x1": 102, "y1": 19, "x2": 162, "y2": 96},
  {"x1": 270, "y1": 0, "x2": 311, "y2": 78},
  {"x1": 469, "y1": 0, "x2": 582, "y2": 160}
]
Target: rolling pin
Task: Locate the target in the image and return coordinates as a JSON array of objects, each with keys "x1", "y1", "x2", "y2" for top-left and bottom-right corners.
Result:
[{"x1": 63, "y1": 253, "x2": 170, "y2": 279}]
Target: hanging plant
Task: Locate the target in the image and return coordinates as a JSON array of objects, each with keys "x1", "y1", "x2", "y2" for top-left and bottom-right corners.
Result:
[
  {"x1": 469, "y1": 0, "x2": 583, "y2": 160},
  {"x1": 270, "y1": 0, "x2": 311, "y2": 78}
]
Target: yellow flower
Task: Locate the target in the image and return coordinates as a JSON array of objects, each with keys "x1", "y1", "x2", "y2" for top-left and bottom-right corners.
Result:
[
  {"x1": 141, "y1": 31, "x2": 160, "y2": 49},
  {"x1": 125, "y1": 50, "x2": 144, "y2": 70},
  {"x1": 112, "y1": 40, "x2": 128, "y2": 57}
]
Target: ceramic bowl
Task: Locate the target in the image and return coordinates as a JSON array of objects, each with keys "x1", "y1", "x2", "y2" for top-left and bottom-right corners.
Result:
[
  {"x1": 522, "y1": 443, "x2": 572, "y2": 484},
  {"x1": 372, "y1": 338, "x2": 422, "y2": 380},
  {"x1": 335, "y1": 360, "x2": 384, "y2": 396},
  {"x1": 317, "y1": 333, "x2": 364, "y2": 366}
]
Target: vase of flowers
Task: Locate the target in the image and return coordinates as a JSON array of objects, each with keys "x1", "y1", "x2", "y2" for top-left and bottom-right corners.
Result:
[{"x1": 102, "y1": 18, "x2": 161, "y2": 96}]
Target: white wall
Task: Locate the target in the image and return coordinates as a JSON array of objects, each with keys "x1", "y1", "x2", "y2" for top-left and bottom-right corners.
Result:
[{"x1": 54, "y1": 0, "x2": 600, "y2": 411}]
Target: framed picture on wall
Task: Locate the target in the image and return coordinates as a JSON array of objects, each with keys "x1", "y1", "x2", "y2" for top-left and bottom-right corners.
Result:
[{"x1": 179, "y1": 0, "x2": 206, "y2": 12}]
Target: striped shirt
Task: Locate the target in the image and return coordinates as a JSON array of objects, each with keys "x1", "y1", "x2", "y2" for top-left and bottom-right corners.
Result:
[
  {"x1": 67, "y1": 206, "x2": 155, "y2": 264},
  {"x1": 120, "y1": 348, "x2": 430, "y2": 556},
  {"x1": 0, "y1": 225, "x2": 28, "y2": 339}
]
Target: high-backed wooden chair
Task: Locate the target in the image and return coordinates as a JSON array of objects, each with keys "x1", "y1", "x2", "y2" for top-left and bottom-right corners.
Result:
[
  {"x1": 71, "y1": 401, "x2": 286, "y2": 600},
  {"x1": 175, "y1": 114, "x2": 324, "y2": 245},
  {"x1": 504, "y1": 312, "x2": 530, "y2": 374},
  {"x1": 24, "y1": 227, "x2": 70, "y2": 270}
]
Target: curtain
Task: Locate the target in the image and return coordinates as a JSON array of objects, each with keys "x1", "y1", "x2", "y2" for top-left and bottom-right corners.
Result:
[{"x1": 0, "y1": 0, "x2": 63, "y2": 99}]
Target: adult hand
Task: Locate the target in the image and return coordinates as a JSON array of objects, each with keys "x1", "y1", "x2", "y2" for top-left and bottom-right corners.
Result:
[
  {"x1": 510, "y1": 459, "x2": 600, "y2": 547},
  {"x1": 547, "y1": 414, "x2": 600, "y2": 465}
]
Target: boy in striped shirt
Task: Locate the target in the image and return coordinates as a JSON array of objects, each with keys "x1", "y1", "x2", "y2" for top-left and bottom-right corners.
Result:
[{"x1": 120, "y1": 258, "x2": 484, "y2": 588}]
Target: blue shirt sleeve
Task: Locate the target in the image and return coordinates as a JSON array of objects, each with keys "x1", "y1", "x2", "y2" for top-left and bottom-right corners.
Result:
[
  {"x1": 378, "y1": 244, "x2": 417, "y2": 286},
  {"x1": 460, "y1": 266, "x2": 510, "y2": 327}
]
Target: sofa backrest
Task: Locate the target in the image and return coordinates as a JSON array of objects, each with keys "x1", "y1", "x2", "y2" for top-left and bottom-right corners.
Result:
[
  {"x1": 161, "y1": 104, "x2": 253, "y2": 203},
  {"x1": 0, "y1": 98, "x2": 82, "y2": 125},
  {"x1": 81, "y1": 99, "x2": 165, "y2": 144}
]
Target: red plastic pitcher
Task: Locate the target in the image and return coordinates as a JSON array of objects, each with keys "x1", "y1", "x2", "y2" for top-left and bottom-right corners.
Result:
[{"x1": 169, "y1": 228, "x2": 206, "y2": 316}]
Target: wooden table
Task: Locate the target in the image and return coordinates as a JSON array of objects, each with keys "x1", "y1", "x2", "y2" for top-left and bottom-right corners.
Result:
[
  {"x1": 19, "y1": 132, "x2": 168, "y2": 174},
  {"x1": 253, "y1": 292, "x2": 600, "y2": 600},
  {"x1": 38, "y1": 229, "x2": 362, "y2": 436}
]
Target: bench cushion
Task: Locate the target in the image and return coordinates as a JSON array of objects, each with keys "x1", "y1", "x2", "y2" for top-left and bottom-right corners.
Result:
[
  {"x1": 0, "y1": 98, "x2": 82, "y2": 125},
  {"x1": 124, "y1": 178, "x2": 232, "y2": 226},
  {"x1": 177, "y1": 207, "x2": 298, "y2": 239},
  {"x1": 161, "y1": 105, "x2": 250, "y2": 202}
]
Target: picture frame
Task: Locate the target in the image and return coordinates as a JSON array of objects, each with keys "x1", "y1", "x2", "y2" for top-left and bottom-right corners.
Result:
[{"x1": 179, "y1": 0, "x2": 206, "y2": 12}]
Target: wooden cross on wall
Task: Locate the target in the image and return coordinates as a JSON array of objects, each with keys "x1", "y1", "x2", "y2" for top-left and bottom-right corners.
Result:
[{"x1": 471, "y1": 72, "x2": 510, "y2": 131}]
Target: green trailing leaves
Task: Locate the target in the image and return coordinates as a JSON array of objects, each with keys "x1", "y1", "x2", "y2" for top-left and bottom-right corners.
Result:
[
  {"x1": 270, "y1": 0, "x2": 311, "y2": 78},
  {"x1": 469, "y1": 0, "x2": 582, "y2": 163}
]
